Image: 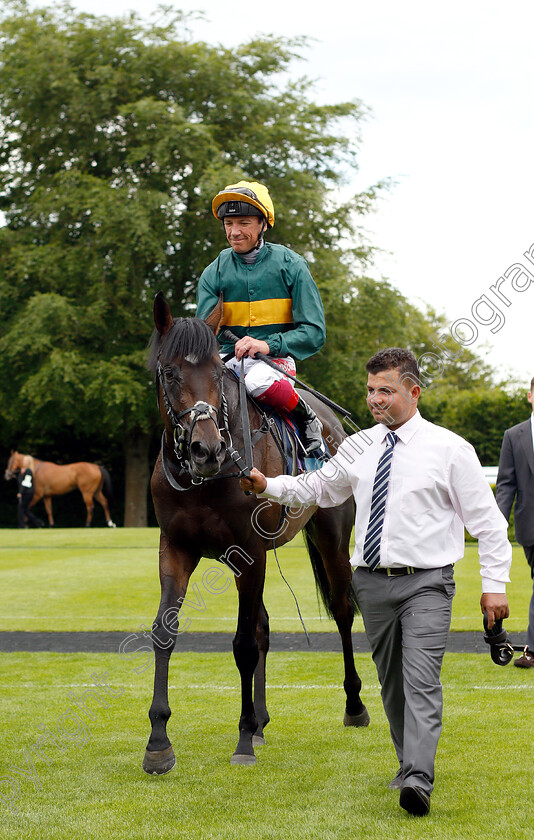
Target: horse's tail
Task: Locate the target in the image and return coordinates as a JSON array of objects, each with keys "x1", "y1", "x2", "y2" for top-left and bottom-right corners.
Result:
[
  {"x1": 97, "y1": 466, "x2": 114, "y2": 508},
  {"x1": 302, "y1": 528, "x2": 336, "y2": 620},
  {"x1": 302, "y1": 527, "x2": 359, "y2": 620}
]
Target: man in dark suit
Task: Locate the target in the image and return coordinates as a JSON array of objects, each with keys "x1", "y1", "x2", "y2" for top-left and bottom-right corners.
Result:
[{"x1": 496, "y1": 377, "x2": 534, "y2": 667}]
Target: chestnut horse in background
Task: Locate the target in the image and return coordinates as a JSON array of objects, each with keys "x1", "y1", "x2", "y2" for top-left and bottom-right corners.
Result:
[
  {"x1": 142, "y1": 292, "x2": 368, "y2": 775},
  {"x1": 4, "y1": 451, "x2": 115, "y2": 527}
]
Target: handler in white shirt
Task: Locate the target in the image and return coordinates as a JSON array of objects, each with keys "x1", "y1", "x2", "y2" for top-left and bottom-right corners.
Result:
[{"x1": 241, "y1": 347, "x2": 511, "y2": 818}]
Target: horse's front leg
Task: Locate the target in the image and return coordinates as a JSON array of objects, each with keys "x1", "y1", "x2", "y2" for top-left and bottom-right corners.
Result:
[
  {"x1": 143, "y1": 534, "x2": 198, "y2": 775},
  {"x1": 253, "y1": 599, "x2": 270, "y2": 745},
  {"x1": 231, "y1": 558, "x2": 266, "y2": 765}
]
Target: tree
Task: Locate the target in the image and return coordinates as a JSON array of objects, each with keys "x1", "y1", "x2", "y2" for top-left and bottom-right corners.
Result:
[
  {"x1": 420, "y1": 386, "x2": 529, "y2": 465},
  {"x1": 0, "y1": 2, "x2": 380, "y2": 524}
]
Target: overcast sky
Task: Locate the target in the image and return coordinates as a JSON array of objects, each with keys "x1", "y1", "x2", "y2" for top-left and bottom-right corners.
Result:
[{"x1": 64, "y1": 0, "x2": 534, "y2": 387}]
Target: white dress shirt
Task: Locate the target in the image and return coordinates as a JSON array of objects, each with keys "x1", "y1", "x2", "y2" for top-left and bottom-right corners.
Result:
[{"x1": 262, "y1": 410, "x2": 511, "y2": 593}]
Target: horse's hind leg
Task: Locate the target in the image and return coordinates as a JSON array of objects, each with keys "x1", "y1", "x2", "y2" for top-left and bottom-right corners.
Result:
[
  {"x1": 40, "y1": 496, "x2": 54, "y2": 527},
  {"x1": 253, "y1": 599, "x2": 270, "y2": 745},
  {"x1": 143, "y1": 536, "x2": 198, "y2": 775},
  {"x1": 93, "y1": 489, "x2": 114, "y2": 527},
  {"x1": 81, "y1": 492, "x2": 94, "y2": 527},
  {"x1": 305, "y1": 508, "x2": 370, "y2": 727}
]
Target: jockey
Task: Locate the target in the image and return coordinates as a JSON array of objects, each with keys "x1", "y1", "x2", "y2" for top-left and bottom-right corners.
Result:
[{"x1": 196, "y1": 180, "x2": 326, "y2": 455}]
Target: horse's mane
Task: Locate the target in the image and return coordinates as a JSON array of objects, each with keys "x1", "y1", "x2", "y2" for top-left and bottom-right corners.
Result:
[{"x1": 147, "y1": 317, "x2": 219, "y2": 375}]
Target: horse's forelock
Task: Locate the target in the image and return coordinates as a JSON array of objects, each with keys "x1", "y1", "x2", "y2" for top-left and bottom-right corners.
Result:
[{"x1": 148, "y1": 318, "x2": 218, "y2": 373}]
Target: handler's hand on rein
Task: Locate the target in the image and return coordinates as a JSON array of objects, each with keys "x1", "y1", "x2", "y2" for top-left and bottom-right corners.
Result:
[
  {"x1": 240, "y1": 467, "x2": 267, "y2": 495},
  {"x1": 480, "y1": 593, "x2": 510, "y2": 629}
]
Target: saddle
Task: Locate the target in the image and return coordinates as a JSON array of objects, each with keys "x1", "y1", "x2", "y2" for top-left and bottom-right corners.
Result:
[
  {"x1": 225, "y1": 368, "x2": 330, "y2": 478},
  {"x1": 253, "y1": 404, "x2": 329, "y2": 477}
]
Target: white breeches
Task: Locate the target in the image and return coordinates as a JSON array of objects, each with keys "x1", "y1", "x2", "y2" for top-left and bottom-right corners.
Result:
[{"x1": 224, "y1": 356, "x2": 296, "y2": 398}]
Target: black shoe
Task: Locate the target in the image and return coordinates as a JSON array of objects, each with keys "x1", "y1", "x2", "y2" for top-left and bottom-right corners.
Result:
[
  {"x1": 399, "y1": 785, "x2": 431, "y2": 816},
  {"x1": 289, "y1": 396, "x2": 324, "y2": 455}
]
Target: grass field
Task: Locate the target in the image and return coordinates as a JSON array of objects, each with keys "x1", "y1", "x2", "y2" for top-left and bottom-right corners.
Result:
[
  {"x1": 0, "y1": 528, "x2": 531, "y2": 634},
  {"x1": 0, "y1": 529, "x2": 533, "y2": 838},
  {"x1": 1, "y1": 651, "x2": 533, "y2": 839}
]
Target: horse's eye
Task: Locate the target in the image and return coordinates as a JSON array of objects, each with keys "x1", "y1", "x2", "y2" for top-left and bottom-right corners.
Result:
[{"x1": 163, "y1": 367, "x2": 180, "y2": 384}]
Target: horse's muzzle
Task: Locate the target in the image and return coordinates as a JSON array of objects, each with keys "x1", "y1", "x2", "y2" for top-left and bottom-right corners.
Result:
[{"x1": 189, "y1": 438, "x2": 227, "y2": 477}]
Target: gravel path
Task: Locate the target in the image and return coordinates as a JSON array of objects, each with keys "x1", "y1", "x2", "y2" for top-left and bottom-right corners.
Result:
[{"x1": 1, "y1": 629, "x2": 524, "y2": 653}]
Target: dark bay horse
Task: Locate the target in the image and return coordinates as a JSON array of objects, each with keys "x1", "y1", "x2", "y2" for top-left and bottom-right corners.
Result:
[
  {"x1": 4, "y1": 451, "x2": 115, "y2": 527},
  {"x1": 143, "y1": 291, "x2": 368, "y2": 775}
]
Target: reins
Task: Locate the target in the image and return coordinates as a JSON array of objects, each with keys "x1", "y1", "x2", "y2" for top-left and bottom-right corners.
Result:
[{"x1": 155, "y1": 327, "x2": 311, "y2": 640}]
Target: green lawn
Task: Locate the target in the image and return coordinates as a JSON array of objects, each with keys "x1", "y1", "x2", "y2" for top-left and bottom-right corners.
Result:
[
  {"x1": 0, "y1": 651, "x2": 532, "y2": 839},
  {"x1": 0, "y1": 528, "x2": 530, "y2": 634}
]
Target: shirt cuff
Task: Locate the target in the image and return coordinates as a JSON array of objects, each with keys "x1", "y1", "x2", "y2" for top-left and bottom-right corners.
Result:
[
  {"x1": 261, "y1": 476, "x2": 282, "y2": 499},
  {"x1": 481, "y1": 577, "x2": 507, "y2": 594},
  {"x1": 260, "y1": 331, "x2": 279, "y2": 356}
]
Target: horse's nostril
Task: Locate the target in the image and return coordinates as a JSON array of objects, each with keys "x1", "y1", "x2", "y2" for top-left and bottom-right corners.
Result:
[
  {"x1": 191, "y1": 441, "x2": 209, "y2": 462},
  {"x1": 191, "y1": 438, "x2": 226, "y2": 466}
]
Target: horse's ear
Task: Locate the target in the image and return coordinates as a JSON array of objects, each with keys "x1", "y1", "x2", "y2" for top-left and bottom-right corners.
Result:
[
  {"x1": 154, "y1": 291, "x2": 174, "y2": 336},
  {"x1": 204, "y1": 294, "x2": 224, "y2": 336}
]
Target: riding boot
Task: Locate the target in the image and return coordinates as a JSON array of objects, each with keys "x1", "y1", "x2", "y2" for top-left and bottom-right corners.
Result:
[{"x1": 288, "y1": 395, "x2": 324, "y2": 455}]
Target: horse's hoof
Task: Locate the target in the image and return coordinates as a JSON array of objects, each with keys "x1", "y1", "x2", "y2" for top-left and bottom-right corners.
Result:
[
  {"x1": 252, "y1": 734, "x2": 266, "y2": 746},
  {"x1": 231, "y1": 752, "x2": 257, "y2": 766},
  {"x1": 344, "y1": 706, "x2": 370, "y2": 727},
  {"x1": 142, "y1": 746, "x2": 176, "y2": 775}
]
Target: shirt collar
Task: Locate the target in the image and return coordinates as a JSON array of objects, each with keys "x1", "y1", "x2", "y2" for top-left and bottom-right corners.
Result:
[{"x1": 377, "y1": 409, "x2": 422, "y2": 445}]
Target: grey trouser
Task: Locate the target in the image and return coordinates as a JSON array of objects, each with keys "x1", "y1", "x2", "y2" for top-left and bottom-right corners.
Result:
[
  {"x1": 523, "y1": 545, "x2": 534, "y2": 651},
  {"x1": 352, "y1": 565, "x2": 455, "y2": 793}
]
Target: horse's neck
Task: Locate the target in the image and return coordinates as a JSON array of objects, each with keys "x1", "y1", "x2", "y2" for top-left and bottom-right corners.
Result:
[{"x1": 224, "y1": 371, "x2": 257, "y2": 431}]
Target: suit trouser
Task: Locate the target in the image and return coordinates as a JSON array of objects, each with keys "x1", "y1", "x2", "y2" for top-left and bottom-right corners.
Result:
[
  {"x1": 352, "y1": 565, "x2": 455, "y2": 794},
  {"x1": 522, "y1": 544, "x2": 534, "y2": 651}
]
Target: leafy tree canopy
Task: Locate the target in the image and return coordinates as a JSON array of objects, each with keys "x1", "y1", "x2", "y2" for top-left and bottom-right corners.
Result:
[
  {"x1": 0, "y1": 2, "x2": 519, "y2": 524},
  {"x1": 0, "y1": 1, "x2": 377, "y2": 442}
]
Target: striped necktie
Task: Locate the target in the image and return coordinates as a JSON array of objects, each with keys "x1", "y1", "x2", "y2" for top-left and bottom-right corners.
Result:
[{"x1": 363, "y1": 432, "x2": 398, "y2": 570}]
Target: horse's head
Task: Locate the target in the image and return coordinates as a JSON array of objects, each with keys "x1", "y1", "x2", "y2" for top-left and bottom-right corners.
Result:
[
  {"x1": 149, "y1": 292, "x2": 227, "y2": 480},
  {"x1": 4, "y1": 450, "x2": 23, "y2": 480}
]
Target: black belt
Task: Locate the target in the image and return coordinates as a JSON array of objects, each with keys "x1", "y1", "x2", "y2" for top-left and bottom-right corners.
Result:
[{"x1": 373, "y1": 566, "x2": 416, "y2": 576}]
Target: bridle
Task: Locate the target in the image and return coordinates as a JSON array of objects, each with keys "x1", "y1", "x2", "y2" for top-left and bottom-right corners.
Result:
[
  {"x1": 483, "y1": 611, "x2": 528, "y2": 666},
  {"x1": 156, "y1": 360, "x2": 268, "y2": 492}
]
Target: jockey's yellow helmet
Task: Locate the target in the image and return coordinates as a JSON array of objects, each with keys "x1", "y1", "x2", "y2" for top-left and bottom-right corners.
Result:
[{"x1": 212, "y1": 181, "x2": 275, "y2": 229}]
